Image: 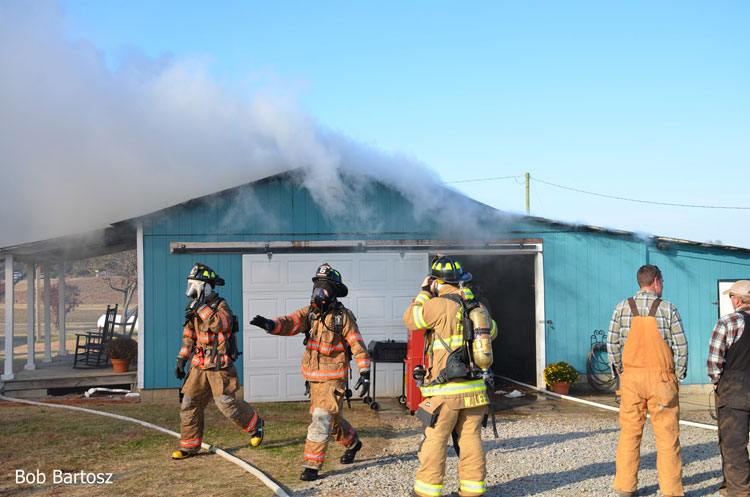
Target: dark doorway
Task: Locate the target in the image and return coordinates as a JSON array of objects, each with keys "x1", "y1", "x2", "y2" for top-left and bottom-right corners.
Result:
[{"x1": 447, "y1": 253, "x2": 537, "y2": 384}]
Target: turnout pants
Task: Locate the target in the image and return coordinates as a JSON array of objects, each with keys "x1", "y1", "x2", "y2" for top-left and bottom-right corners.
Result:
[
  {"x1": 414, "y1": 403, "x2": 487, "y2": 497},
  {"x1": 179, "y1": 366, "x2": 260, "y2": 452},
  {"x1": 716, "y1": 371, "x2": 750, "y2": 497},
  {"x1": 302, "y1": 378, "x2": 359, "y2": 470}
]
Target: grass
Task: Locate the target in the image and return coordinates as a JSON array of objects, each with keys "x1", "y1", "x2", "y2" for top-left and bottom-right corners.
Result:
[{"x1": 0, "y1": 396, "x2": 400, "y2": 496}]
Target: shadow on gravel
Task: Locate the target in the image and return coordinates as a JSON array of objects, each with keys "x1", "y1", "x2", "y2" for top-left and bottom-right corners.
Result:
[
  {"x1": 292, "y1": 451, "x2": 421, "y2": 496},
  {"x1": 485, "y1": 427, "x2": 620, "y2": 453},
  {"x1": 487, "y1": 441, "x2": 719, "y2": 497}
]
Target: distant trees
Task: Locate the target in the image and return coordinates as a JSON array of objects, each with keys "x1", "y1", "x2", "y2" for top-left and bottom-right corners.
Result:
[
  {"x1": 40, "y1": 283, "x2": 82, "y2": 328},
  {"x1": 85, "y1": 250, "x2": 138, "y2": 319}
]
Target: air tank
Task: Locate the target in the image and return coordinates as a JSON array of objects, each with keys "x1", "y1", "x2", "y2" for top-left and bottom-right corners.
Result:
[{"x1": 469, "y1": 306, "x2": 493, "y2": 372}]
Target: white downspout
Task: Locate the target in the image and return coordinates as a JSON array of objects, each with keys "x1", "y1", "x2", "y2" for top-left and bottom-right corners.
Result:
[
  {"x1": 2, "y1": 254, "x2": 15, "y2": 380},
  {"x1": 136, "y1": 222, "x2": 145, "y2": 390}
]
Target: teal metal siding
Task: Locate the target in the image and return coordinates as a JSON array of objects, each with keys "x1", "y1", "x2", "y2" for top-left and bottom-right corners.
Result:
[{"x1": 140, "y1": 174, "x2": 750, "y2": 388}]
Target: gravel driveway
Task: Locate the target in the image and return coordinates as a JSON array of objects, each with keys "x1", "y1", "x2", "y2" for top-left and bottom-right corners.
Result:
[{"x1": 295, "y1": 403, "x2": 724, "y2": 497}]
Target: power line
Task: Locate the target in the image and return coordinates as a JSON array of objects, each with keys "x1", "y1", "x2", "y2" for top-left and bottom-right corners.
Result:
[
  {"x1": 447, "y1": 173, "x2": 750, "y2": 210},
  {"x1": 445, "y1": 175, "x2": 517, "y2": 184},
  {"x1": 531, "y1": 177, "x2": 750, "y2": 210}
]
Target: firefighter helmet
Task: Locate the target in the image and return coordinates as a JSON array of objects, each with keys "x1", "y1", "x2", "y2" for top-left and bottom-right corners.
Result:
[
  {"x1": 312, "y1": 263, "x2": 348, "y2": 297},
  {"x1": 187, "y1": 262, "x2": 225, "y2": 286},
  {"x1": 430, "y1": 255, "x2": 472, "y2": 284}
]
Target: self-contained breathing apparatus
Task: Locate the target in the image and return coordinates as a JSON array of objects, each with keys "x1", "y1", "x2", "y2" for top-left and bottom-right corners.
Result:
[{"x1": 417, "y1": 283, "x2": 499, "y2": 438}]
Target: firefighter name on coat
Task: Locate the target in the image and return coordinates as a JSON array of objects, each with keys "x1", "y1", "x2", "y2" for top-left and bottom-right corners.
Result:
[
  {"x1": 15, "y1": 469, "x2": 114, "y2": 485},
  {"x1": 464, "y1": 392, "x2": 489, "y2": 408}
]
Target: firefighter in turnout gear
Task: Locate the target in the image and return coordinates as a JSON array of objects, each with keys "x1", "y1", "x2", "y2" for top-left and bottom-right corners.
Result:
[
  {"x1": 250, "y1": 263, "x2": 371, "y2": 481},
  {"x1": 172, "y1": 263, "x2": 264, "y2": 460},
  {"x1": 403, "y1": 255, "x2": 498, "y2": 497}
]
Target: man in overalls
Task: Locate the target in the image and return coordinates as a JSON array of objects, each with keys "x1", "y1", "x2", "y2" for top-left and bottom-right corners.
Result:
[
  {"x1": 607, "y1": 264, "x2": 689, "y2": 497},
  {"x1": 708, "y1": 279, "x2": 750, "y2": 496}
]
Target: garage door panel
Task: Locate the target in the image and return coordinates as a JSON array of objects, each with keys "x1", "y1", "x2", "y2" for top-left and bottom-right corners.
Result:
[
  {"x1": 246, "y1": 372, "x2": 282, "y2": 400},
  {"x1": 355, "y1": 296, "x2": 388, "y2": 320},
  {"x1": 245, "y1": 297, "x2": 281, "y2": 319},
  {"x1": 244, "y1": 252, "x2": 427, "y2": 402},
  {"x1": 285, "y1": 335, "x2": 305, "y2": 360},
  {"x1": 246, "y1": 335, "x2": 279, "y2": 361}
]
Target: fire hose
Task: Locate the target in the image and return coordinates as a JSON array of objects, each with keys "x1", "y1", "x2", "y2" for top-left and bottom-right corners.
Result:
[
  {"x1": 0, "y1": 389, "x2": 290, "y2": 497},
  {"x1": 496, "y1": 375, "x2": 718, "y2": 431}
]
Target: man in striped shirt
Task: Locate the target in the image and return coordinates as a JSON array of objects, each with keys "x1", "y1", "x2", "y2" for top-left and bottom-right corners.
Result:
[
  {"x1": 708, "y1": 279, "x2": 750, "y2": 496},
  {"x1": 607, "y1": 264, "x2": 687, "y2": 497}
]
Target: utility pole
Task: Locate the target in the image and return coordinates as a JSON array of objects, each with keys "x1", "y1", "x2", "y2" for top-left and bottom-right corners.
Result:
[{"x1": 525, "y1": 172, "x2": 530, "y2": 214}]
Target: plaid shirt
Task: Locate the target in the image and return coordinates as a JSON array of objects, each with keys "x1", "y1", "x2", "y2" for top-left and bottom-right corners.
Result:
[
  {"x1": 607, "y1": 290, "x2": 689, "y2": 380},
  {"x1": 707, "y1": 304, "x2": 750, "y2": 384}
]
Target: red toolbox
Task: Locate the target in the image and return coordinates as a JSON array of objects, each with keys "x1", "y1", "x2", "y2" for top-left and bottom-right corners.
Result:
[{"x1": 405, "y1": 328, "x2": 426, "y2": 414}]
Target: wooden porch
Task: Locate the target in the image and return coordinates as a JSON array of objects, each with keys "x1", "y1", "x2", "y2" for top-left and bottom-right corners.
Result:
[{"x1": 0, "y1": 354, "x2": 136, "y2": 399}]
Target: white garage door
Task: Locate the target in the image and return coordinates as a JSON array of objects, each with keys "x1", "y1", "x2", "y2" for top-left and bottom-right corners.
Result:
[{"x1": 242, "y1": 252, "x2": 428, "y2": 402}]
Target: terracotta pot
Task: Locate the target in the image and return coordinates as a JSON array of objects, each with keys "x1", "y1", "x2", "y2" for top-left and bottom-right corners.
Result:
[
  {"x1": 551, "y1": 381, "x2": 571, "y2": 395},
  {"x1": 112, "y1": 358, "x2": 130, "y2": 373}
]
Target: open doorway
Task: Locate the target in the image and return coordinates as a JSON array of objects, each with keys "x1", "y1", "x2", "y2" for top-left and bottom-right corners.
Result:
[{"x1": 448, "y1": 253, "x2": 537, "y2": 384}]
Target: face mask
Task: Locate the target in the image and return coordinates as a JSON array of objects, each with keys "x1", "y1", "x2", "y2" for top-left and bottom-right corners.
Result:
[
  {"x1": 186, "y1": 279, "x2": 209, "y2": 301},
  {"x1": 311, "y1": 281, "x2": 336, "y2": 311}
]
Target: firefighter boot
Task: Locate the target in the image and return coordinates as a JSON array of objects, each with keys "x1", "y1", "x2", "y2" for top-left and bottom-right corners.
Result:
[
  {"x1": 340, "y1": 439, "x2": 362, "y2": 464},
  {"x1": 300, "y1": 468, "x2": 319, "y2": 481},
  {"x1": 249, "y1": 417, "x2": 264, "y2": 447},
  {"x1": 171, "y1": 449, "x2": 197, "y2": 460}
]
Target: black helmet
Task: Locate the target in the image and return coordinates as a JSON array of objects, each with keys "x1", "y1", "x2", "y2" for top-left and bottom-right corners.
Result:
[
  {"x1": 312, "y1": 263, "x2": 348, "y2": 297},
  {"x1": 187, "y1": 262, "x2": 225, "y2": 286},
  {"x1": 430, "y1": 255, "x2": 472, "y2": 284}
]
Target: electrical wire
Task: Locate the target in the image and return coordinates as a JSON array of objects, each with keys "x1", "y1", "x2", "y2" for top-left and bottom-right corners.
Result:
[
  {"x1": 444, "y1": 174, "x2": 750, "y2": 210},
  {"x1": 445, "y1": 175, "x2": 518, "y2": 184},
  {"x1": 531, "y1": 177, "x2": 750, "y2": 210},
  {"x1": 0, "y1": 392, "x2": 290, "y2": 497}
]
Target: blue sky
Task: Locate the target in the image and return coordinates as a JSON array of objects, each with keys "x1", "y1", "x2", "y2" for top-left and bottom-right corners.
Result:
[{"x1": 3, "y1": 1, "x2": 749, "y2": 247}]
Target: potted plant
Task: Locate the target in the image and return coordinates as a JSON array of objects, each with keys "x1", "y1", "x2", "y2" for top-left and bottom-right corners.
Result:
[
  {"x1": 543, "y1": 361, "x2": 580, "y2": 395},
  {"x1": 104, "y1": 337, "x2": 138, "y2": 373}
]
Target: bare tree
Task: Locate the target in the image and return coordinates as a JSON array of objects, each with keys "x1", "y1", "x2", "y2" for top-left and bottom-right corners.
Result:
[{"x1": 98, "y1": 250, "x2": 138, "y2": 323}]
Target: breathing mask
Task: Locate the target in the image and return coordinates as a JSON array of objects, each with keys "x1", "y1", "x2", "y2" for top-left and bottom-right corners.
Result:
[
  {"x1": 311, "y1": 280, "x2": 336, "y2": 312},
  {"x1": 186, "y1": 278, "x2": 212, "y2": 301}
]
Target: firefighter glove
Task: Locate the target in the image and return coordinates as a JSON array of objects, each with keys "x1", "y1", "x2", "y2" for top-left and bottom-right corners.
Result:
[
  {"x1": 175, "y1": 357, "x2": 187, "y2": 380},
  {"x1": 250, "y1": 315, "x2": 275, "y2": 332},
  {"x1": 355, "y1": 371, "x2": 370, "y2": 398},
  {"x1": 421, "y1": 276, "x2": 435, "y2": 294}
]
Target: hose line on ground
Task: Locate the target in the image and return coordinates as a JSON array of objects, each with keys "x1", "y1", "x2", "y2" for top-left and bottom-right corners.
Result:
[
  {"x1": 496, "y1": 375, "x2": 718, "y2": 431},
  {"x1": 0, "y1": 392, "x2": 290, "y2": 497}
]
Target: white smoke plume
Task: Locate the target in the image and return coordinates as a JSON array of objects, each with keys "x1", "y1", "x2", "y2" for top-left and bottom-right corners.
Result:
[{"x1": 0, "y1": 0, "x2": 455, "y2": 248}]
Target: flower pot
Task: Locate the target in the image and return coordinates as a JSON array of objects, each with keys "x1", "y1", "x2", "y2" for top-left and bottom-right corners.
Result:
[
  {"x1": 551, "y1": 381, "x2": 571, "y2": 395},
  {"x1": 112, "y1": 358, "x2": 130, "y2": 373}
]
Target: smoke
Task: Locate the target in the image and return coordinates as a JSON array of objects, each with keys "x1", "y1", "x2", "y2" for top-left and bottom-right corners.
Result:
[{"x1": 0, "y1": 0, "x2": 457, "y2": 248}]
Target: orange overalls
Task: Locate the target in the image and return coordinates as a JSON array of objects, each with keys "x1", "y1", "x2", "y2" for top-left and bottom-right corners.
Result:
[{"x1": 614, "y1": 298, "x2": 683, "y2": 496}]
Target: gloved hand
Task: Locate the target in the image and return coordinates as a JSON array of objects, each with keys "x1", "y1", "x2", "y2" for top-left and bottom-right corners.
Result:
[
  {"x1": 421, "y1": 276, "x2": 439, "y2": 296},
  {"x1": 250, "y1": 315, "x2": 275, "y2": 332},
  {"x1": 354, "y1": 371, "x2": 370, "y2": 398},
  {"x1": 175, "y1": 357, "x2": 187, "y2": 380},
  {"x1": 185, "y1": 299, "x2": 202, "y2": 320}
]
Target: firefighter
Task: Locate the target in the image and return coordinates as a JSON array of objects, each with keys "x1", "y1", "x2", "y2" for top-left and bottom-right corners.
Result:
[
  {"x1": 172, "y1": 262, "x2": 264, "y2": 459},
  {"x1": 403, "y1": 255, "x2": 498, "y2": 497},
  {"x1": 250, "y1": 263, "x2": 371, "y2": 481}
]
